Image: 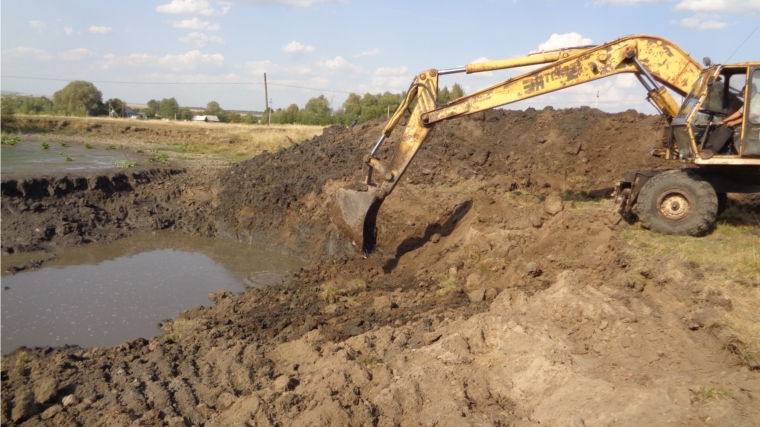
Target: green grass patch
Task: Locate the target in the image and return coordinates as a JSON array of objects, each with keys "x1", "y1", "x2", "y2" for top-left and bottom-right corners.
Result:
[
  {"x1": 1, "y1": 133, "x2": 20, "y2": 145},
  {"x1": 115, "y1": 159, "x2": 139, "y2": 168},
  {"x1": 623, "y1": 220, "x2": 759, "y2": 283},
  {"x1": 41, "y1": 141, "x2": 50, "y2": 149}
]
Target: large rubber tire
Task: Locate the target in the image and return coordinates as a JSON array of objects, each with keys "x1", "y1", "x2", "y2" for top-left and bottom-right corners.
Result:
[{"x1": 636, "y1": 170, "x2": 718, "y2": 236}]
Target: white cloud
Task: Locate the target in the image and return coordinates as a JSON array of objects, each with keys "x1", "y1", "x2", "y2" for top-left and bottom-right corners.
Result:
[
  {"x1": 180, "y1": 32, "x2": 226, "y2": 47},
  {"x1": 29, "y1": 21, "x2": 46, "y2": 32},
  {"x1": 58, "y1": 48, "x2": 92, "y2": 61},
  {"x1": 64, "y1": 27, "x2": 74, "y2": 36},
  {"x1": 101, "y1": 50, "x2": 224, "y2": 71},
  {"x1": 222, "y1": 0, "x2": 346, "y2": 7},
  {"x1": 4, "y1": 47, "x2": 53, "y2": 61},
  {"x1": 675, "y1": 0, "x2": 760, "y2": 13},
  {"x1": 4, "y1": 47, "x2": 91, "y2": 62},
  {"x1": 156, "y1": 0, "x2": 230, "y2": 16},
  {"x1": 317, "y1": 56, "x2": 364, "y2": 73},
  {"x1": 537, "y1": 33, "x2": 594, "y2": 51},
  {"x1": 374, "y1": 66, "x2": 408, "y2": 76},
  {"x1": 282, "y1": 40, "x2": 315, "y2": 54},
  {"x1": 354, "y1": 48, "x2": 380, "y2": 58},
  {"x1": 672, "y1": 13, "x2": 728, "y2": 29},
  {"x1": 89, "y1": 26, "x2": 113, "y2": 34},
  {"x1": 172, "y1": 17, "x2": 221, "y2": 31},
  {"x1": 244, "y1": 59, "x2": 311, "y2": 75},
  {"x1": 355, "y1": 66, "x2": 412, "y2": 92}
]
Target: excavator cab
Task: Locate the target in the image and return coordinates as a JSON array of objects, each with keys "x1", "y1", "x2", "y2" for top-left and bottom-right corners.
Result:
[{"x1": 673, "y1": 64, "x2": 760, "y2": 162}]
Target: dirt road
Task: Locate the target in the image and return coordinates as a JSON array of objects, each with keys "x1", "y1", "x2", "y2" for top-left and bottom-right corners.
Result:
[{"x1": 2, "y1": 108, "x2": 759, "y2": 426}]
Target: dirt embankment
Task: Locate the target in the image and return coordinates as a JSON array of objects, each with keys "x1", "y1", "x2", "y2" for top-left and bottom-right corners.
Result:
[{"x1": 2, "y1": 107, "x2": 759, "y2": 426}]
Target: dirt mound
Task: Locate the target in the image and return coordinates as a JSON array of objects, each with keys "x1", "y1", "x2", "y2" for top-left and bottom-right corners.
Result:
[
  {"x1": 212, "y1": 107, "x2": 674, "y2": 259},
  {"x1": 2, "y1": 108, "x2": 759, "y2": 426}
]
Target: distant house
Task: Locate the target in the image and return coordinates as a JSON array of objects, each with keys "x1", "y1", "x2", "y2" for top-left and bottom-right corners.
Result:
[
  {"x1": 124, "y1": 107, "x2": 147, "y2": 120},
  {"x1": 192, "y1": 115, "x2": 221, "y2": 123}
]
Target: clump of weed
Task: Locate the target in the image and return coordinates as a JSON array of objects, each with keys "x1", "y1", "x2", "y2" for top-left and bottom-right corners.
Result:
[
  {"x1": 1, "y1": 133, "x2": 20, "y2": 145},
  {"x1": 163, "y1": 318, "x2": 197, "y2": 342},
  {"x1": 115, "y1": 159, "x2": 139, "y2": 168},
  {"x1": 65, "y1": 156, "x2": 73, "y2": 161},
  {"x1": 59, "y1": 141, "x2": 68, "y2": 147},
  {"x1": 436, "y1": 277, "x2": 460, "y2": 296},
  {"x1": 85, "y1": 143, "x2": 93, "y2": 149},
  {"x1": 356, "y1": 353, "x2": 383, "y2": 368},
  {"x1": 107, "y1": 144, "x2": 116, "y2": 150},
  {"x1": 320, "y1": 284, "x2": 342, "y2": 303},
  {"x1": 149, "y1": 153, "x2": 169, "y2": 164},
  {"x1": 41, "y1": 141, "x2": 50, "y2": 150},
  {"x1": 135, "y1": 149, "x2": 143, "y2": 153},
  {"x1": 15, "y1": 350, "x2": 31, "y2": 364},
  {"x1": 347, "y1": 278, "x2": 367, "y2": 295},
  {"x1": 696, "y1": 386, "x2": 731, "y2": 401}
]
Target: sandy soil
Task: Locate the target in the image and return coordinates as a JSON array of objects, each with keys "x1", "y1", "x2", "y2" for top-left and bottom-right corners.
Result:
[{"x1": 2, "y1": 107, "x2": 759, "y2": 426}]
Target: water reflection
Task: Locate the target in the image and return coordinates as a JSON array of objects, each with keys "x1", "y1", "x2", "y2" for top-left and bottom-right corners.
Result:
[{"x1": 1, "y1": 232, "x2": 305, "y2": 354}]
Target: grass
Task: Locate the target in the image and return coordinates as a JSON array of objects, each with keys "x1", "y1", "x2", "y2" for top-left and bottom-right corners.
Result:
[
  {"x1": 65, "y1": 156, "x2": 73, "y2": 161},
  {"x1": 356, "y1": 353, "x2": 384, "y2": 368},
  {"x1": 41, "y1": 141, "x2": 50, "y2": 149},
  {"x1": 1, "y1": 133, "x2": 20, "y2": 145},
  {"x1": 696, "y1": 386, "x2": 731, "y2": 401},
  {"x1": 115, "y1": 159, "x2": 139, "y2": 168},
  {"x1": 436, "y1": 277, "x2": 460, "y2": 296},
  {"x1": 320, "y1": 284, "x2": 342, "y2": 304},
  {"x1": 59, "y1": 141, "x2": 68, "y2": 147},
  {"x1": 12, "y1": 115, "x2": 324, "y2": 163},
  {"x1": 165, "y1": 318, "x2": 197, "y2": 342},
  {"x1": 85, "y1": 143, "x2": 93, "y2": 149},
  {"x1": 149, "y1": 153, "x2": 169, "y2": 164},
  {"x1": 623, "y1": 207, "x2": 760, "y2": 358}
]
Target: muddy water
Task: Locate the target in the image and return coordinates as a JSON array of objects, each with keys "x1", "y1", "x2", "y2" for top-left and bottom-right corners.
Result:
[
  {"x1": 0, "y1": 232, "x2": 305, "y2": 354},
  {"x1": 1, "y1": 138, "x2": 148, "y2": 175}
]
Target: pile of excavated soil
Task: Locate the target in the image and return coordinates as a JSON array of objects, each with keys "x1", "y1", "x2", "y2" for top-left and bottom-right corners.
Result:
[{"x1": 2, "y1": 108, "x2": 759, "y2": 426}]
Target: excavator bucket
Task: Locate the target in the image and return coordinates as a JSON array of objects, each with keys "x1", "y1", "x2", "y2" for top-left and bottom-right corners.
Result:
[{"x1": 328, "y1": 186, "x2": 384, "y2": 255}]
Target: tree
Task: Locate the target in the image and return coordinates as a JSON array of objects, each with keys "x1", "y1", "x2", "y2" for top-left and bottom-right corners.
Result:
[
  {"x1": 1, "y1": 95, "x2": 19, "y2": 128},
  {"x1": 342, "y1": 93, "x2": 362, "y2": 124},
  {"x1": 53, "y1": 81, "x2": 102, "y2": 115},
  {"x1": 19, "y1": 96, "x2": 54, "y2": 115},
  {"x1": 158, "y1": 97, "x2": 180, "y2": 119},
  {"x1": 450, "y1": 83, "x2": 465, "y2": 100},
  {"x1": 178, "y1": 108, "x2": 193, "y2": 121},
  {"x1": 205, "y1": 101, "x2": 222, "y2": 115},
  {"x1": 104, "y1": 98, "x2": 126, "y2": 117},
  {"x1": 438, "y1": 86, "x2": 452, "y2": 104}
]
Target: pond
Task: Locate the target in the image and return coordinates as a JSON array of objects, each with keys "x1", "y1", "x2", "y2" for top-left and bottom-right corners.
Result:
[
  {"x1": 1, "y1": 232, "x2": 306, "y2": 354},
  {"x1": 1, "y1": 137, "x2": 149, "y2": 175}
]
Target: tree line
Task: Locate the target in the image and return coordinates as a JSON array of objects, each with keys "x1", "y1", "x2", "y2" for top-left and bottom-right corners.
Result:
[{"x1": 2, "y1": 80, "x2": 466, "y2": 126}]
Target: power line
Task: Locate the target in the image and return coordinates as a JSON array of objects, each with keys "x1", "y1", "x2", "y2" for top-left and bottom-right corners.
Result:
[{"x1": 0, "y1": 75, "x2": 353, "y2": 94}]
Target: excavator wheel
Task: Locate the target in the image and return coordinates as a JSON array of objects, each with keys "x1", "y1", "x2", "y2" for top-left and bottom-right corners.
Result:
[{"x1": 635, "y1": 170, "x2": 718, "y2": 236}]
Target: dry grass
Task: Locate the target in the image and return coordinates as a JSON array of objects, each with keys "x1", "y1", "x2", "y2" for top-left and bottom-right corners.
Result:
[
  {"x1": 436, "y1": 277, "x2": 460, "y2": 296},
  {"x1": 623, "y1": 211, "x2": 760, "y2": 356},
  {"x1": 14, "y1": 115, "x2": 324, "y2": 163}
]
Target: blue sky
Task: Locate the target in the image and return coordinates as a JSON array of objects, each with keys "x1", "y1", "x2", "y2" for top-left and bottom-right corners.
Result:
[{"x1": 2, "y1": 0, "x2": 759, "y2": 114}]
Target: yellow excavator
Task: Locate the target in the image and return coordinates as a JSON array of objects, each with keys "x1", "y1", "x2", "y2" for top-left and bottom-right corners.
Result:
[{"x1": 329, "y1": 35, "x2": 760, "y2": 254}]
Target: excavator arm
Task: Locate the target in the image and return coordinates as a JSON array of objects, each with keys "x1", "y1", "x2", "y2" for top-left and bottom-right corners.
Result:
[{"x1": 329, "y1": 35, "x2": 702, "y2": 254}]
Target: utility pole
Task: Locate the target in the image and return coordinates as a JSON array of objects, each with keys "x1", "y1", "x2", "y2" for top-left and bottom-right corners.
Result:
[{"x1": 264, "y1": 73, "x2": 270, "y2": 126}]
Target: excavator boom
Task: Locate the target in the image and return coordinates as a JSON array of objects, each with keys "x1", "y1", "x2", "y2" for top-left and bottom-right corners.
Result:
[{"x1": 330, "y1": 35, "x2": 703, "y2": 254}]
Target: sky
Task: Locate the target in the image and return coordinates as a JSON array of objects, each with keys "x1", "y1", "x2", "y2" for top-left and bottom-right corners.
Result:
[{"x1": 2, "y1": 0, "x2": 759, "y2": 114}]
